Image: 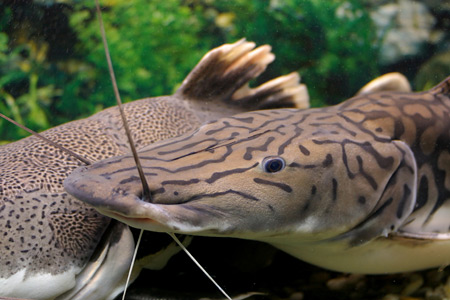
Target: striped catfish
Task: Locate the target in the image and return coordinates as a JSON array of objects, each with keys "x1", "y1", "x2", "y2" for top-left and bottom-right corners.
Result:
[
  {"x1": 66, "y1": 75, "x2": 450, "y2": 275},
  {"x1": 0, "y1": 39, "x2": 308, "y2": 300}
]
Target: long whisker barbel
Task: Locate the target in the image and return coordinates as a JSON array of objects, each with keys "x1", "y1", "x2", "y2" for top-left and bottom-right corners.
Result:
[
  {"x1": 94, "y1": 0, "x2": 151, "y2": 203},
  {"x1": 168, "y1": 233, "x2": 233, "y2": 300},
  {"x1": 123, "y1": 229, "x2": 143, "y2": 300},
  {"x1": 94, "y1": 3, "x2": 151, "y2": 299},
  {"x1": 94, "y1": 1, "x2": 232, "y2": 299},
  {"x1": 0, "y1": 112, "x2": 92, "y2": 166}
]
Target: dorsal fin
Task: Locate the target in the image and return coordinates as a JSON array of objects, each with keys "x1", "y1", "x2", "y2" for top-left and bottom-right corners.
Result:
[
  {"x1": 176, "y1": 39, "x2": 309, "y2": 109},
  {"x1": 176, "y1": 39, "x2": 273, "y2": 102},
  {"x1": 429, "y1": 75, "x2": 450, "y2": 96},
  {"x1": 357, "y1": 72, "x2": 411, "y2": 95},
  {"x1": 233, "y1": 72, "x2": 309, "y2": 110},
  {"x1": 175, "y1": 39, "x2": 309, "y2": 122}
]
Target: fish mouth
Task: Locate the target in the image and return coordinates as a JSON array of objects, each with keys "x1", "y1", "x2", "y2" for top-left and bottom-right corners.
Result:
[
  {"x1": 105, "y1": 209, "x2": 175, "y2": 233},
  {"x1": 64, "y1": 174, "x2": 227, "y2": 235},
  {"x1": 74, "y1": 193, "x2": 196, "y2": 233},
  {"x1": 96, "y1": 202, "x2": 230, "y2": 236},
  {"x1": 64, "y1": 164, "x2": 235, "y2": 235}
]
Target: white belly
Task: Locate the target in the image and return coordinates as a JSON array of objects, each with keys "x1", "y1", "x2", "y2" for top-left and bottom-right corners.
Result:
[
  {"x1": 0, "y1": 267, "x2": 80, "y2": 300},
  {"x1": 271, "y1": 236, "x2": 450, "y2": 274}
]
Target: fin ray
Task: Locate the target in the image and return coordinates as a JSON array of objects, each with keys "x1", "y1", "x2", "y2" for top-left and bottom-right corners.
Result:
[{"x1": 176, "y1": 39, "x2": 309, "y2": 112}]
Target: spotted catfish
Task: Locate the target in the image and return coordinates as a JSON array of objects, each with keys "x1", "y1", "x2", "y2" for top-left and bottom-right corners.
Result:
[
  {"x1": 0, "y1": 39, "x2": 309, "y2": 300},
  {"x1": 66, "y1": 76, "x2": 450, "y2": 275}
]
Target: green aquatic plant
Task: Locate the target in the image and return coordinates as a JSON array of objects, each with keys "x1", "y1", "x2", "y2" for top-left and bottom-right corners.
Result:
[
  {"x1": 0, "y1": 0, "x2": 382, "y2": 142},
  {"x1": 208, "y1": 0, "x2": 380, "y2": 105},
  {"x1": 0, "y1": 9, "x2": 61, "y2": 142}
]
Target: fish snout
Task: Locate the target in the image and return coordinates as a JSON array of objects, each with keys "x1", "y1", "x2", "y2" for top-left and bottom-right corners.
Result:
[{"x1": 64, "y1": 163, "x2": 142, "y2": 215}]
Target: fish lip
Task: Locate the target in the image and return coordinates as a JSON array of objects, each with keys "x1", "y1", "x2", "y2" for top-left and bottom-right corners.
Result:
[
  {"x1": 64, "y1": 171, "x2": 183, "y2": 232},
  {"x1": 96, "y1": 205, "x2": 178, "y2": 233},
  {"x1": 109, "y1": 211, "x2": 167, "y2": 230},
  {"x1": 95, "y1": 199, "x2": 232, "y2": 235},
  {"x1": 64, "y1": 167, "x2": 227, "y2": 234}
]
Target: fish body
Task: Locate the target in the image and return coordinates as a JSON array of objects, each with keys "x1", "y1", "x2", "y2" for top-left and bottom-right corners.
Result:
[
  {"x1": 66, "y1": 76, "x2": 450, "y2": 274},
  {"x1": 0, "y1": 40, "x2": 307, "y2": 299}
]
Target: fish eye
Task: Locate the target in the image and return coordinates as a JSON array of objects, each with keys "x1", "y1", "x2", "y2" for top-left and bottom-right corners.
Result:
[{"x1": 262, "y1": 156, "x2": 286, "y2": 173}]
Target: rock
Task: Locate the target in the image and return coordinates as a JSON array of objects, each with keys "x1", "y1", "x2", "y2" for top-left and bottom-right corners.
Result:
[
  {"x1": 289, "y1": 292, "x2": 304, "y2": 300},
  {"x1": 401, "y1": 274, "x2": 424, "y2": 296},
  {"x1": 381, "y1": 293, "x2": 400, "y2": 300},
  {"x1": 326, "y1": 274, "x2": 365, "y2": 291}
]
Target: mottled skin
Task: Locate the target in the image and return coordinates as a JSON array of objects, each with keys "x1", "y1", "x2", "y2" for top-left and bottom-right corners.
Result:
[
  {"x1": 66, "y1": 76, "x2": 450, "y2": 275},
  {"x1": 0, "y1": 40, "x2": 308, "y2": 300}
]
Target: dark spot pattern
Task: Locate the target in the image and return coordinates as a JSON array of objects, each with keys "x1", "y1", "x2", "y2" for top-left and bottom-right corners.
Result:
[
  {"x1": 1, "y1": 39, "x2": 309, "y2": 283},
  {"x1": 299, "y1": 145, "x2": 310, "y2": 155}
]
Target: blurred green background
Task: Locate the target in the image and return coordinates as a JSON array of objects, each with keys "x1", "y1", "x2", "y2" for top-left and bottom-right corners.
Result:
[{"x1": 0, "y1": 0, "x2": 449, "y2": 143}]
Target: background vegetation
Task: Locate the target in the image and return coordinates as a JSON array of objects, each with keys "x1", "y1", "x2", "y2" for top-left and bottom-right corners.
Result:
[{"x1": 0, "y1": 0, "x2": 447, "y2": 143}]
